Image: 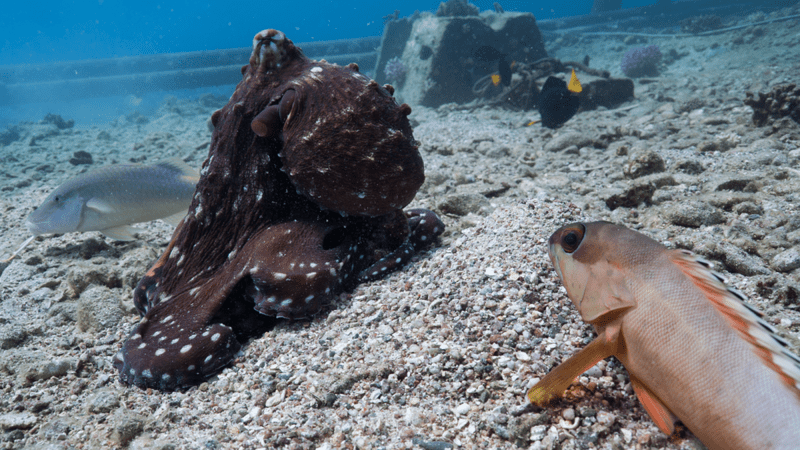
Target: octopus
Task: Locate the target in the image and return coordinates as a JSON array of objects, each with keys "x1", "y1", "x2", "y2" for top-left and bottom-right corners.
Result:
[{"x1": 113, "y1": 29, "x2": 444, "y2": 390}]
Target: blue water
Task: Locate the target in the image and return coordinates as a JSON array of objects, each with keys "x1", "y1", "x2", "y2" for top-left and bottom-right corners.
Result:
[
  {"x1": 1, "y1": 0, "x2": 654, "y2": 65},
  {"x1": 0, "y1": 0, "x2": 655, "y2": 127}
]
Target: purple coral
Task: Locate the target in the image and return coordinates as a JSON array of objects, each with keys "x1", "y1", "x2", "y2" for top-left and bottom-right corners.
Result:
[
  {"x1": 384, "y1": 56, "x2": 406, "y2": 83},
  {"x1": 621, "y1": 45, "x2": 662, "y2": 78}
]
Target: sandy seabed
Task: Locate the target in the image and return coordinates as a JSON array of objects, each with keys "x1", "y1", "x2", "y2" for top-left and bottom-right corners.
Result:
[{"x1": 1, "y1": 5, "x2": 800, "y2": 450}]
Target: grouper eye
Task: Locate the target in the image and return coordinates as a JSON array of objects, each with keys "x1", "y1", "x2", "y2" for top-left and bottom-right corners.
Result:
[{"x1": 560, "y1": 223, "x2": 585, "y2": 253}]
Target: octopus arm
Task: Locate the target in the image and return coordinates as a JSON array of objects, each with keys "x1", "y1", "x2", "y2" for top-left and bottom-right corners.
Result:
[{"x1": 359, "y1": 208, "x2": 444, "y2": 282}]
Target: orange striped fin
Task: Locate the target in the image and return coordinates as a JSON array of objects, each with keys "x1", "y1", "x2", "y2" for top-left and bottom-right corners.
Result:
[{"x1": 669, "y1": 249, "x2": 800, "y2": 396}]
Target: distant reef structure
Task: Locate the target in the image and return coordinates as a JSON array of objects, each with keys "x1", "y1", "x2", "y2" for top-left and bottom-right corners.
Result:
[
  {"x1": 745, "y1": 83, "x2": 800, "y2": 127},
  {"x1": 375, "y1": 3, "x2": 548, "y2": 107},
  {"x1": 375, "y1": 0, "x2": 634, "y2": 110}
]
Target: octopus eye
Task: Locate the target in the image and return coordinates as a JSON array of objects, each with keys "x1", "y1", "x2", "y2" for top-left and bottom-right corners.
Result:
[{"x1": 560, "y1": 224, "x2": 585, "y2": 253}]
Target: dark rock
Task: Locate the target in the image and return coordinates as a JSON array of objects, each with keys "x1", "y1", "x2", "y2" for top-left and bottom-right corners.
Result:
[
  {"x1": 770, "y1": 248, "x2": 800, "y2": 273},
  {"x1": 663, "y1": 201, "x2": 724, "y2": 227},
  {"x1": 702, "y1": 192, "x2": 756, "y2": 211},
  {"x1": 716, "y1": 242, "x2": 771, "y2": 276},
  {"x1": 87, "y1": 388, "x2": 120, "y2": 413},
  {"x1": 110, "y1": 411, "x2": 145, "y2": 446},
  {"x1": 436, "y1": 0, "x2": 479, "y2": 16},
  {"x1": 18, "y1": 358, "x2": 77, "y2": 384},
  {"x1": 544, "y1": 133, "x2": 594, "y2": 153},
  {"x1": 65, "y1": 263, "x2": 122, "y2": 297},
  {"x1": 744, "y1": 83, "x2": 800, "y2": 127},
  {"x1": 0, "y1": 326, "x2": 27, "y2": 349},
  {"x1": 0, "y1": 412, "x2": 37, "y2": 431},
  {"x1": 41, "y1": 113, "x2": 74, "y2": 129},
  {"x1": 69, "y1": 150, "x2": 93, "y2": 165},
  {"x1": 602, "y1": 180, "x2": 656, "y2": 210},
  {"x1": 577, "y1": 77, "x2": 635, "y2": 111},
  {"x1": 710, "y1": 176, "x2": 754, "y2": 192},
  {"x1": 732, "y1": 201, "x2": 762, "y2": 215},
  {"x1": 624, "y1": 150, "x2": 665, "y2": 178},
  {"x1": 438, "y1": 193, "x2": 492, "y2": 216},
  {"x1": 77, "y1": 286, "x2": 125, "y2": 332}
]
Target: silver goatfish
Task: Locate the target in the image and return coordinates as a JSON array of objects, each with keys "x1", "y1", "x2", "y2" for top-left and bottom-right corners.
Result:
[{"x1": 26, "y1": 159, "x2": 198, "y2": 241}]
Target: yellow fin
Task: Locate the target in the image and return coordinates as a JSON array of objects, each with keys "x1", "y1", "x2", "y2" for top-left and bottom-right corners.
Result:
[
  {"x1": 527, "y1": 337, "x2": 615, "y2": 405},
  {"x1": 568, "y1": 69, "x2": 582, "y2": 93},
  {"x1": 491, "y1": 74, "x2": 501, "y2": 86},
  {"x1": 630, "y1": 377, "x2": 677, "y2": 435},
  {"x1": 526, "y1": 120, "x2": 539, "y2": 126}
]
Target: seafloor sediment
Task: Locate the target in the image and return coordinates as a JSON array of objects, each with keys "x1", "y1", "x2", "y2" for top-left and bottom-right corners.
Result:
[{"x1": 0, "y1": 5, "x2": 799, "y2": 450}]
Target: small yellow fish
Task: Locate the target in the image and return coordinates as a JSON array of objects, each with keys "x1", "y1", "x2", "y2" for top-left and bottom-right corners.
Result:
[
  {"x1": 530, "y1": 221, "x2": 800, "y2": 450},
  {"x1": 567, "y1": 68, "x2": 582, "y2": 93},
  {"x1": 491, "y1": 74, "x2": 502, "y2": 86}
]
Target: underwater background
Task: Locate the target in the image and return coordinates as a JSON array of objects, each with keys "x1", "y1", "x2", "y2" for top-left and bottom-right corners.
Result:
[
  {"x1": 0, "y1": 0, "x2": 658, "y2": 127},
  {"x1": 2, "y1": 1, "x2": 655, "y2": 64},
  {"x1": 1, "y1": 0, "x2": 800, "y2": 448}
]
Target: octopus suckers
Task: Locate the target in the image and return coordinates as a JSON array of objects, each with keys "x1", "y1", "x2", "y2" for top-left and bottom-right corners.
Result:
[
  {"x1": 180, "y1": 345, "x2": 193, "y2": 354},
  {"x1": 138, "y1": 343, "x2": 147, "y2": 349},
  {"x1": 211, "y1": 333, "x2": 221, "y2": 342},
  {"x1": 155, "y1": 349, "x2": 166, "y2": 356}
]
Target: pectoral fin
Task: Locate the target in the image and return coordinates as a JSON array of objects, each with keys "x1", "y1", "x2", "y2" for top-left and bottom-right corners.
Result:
[
  {"x1": 100, "y1": 225, "x2": 138, "y2": 241},
  {"x1": 527, "y1": 337, "x2": 616, "y2": 405},
  {"x1": 85, "y1": 198, "x2": 116, "y2": 214},
  {"x1": 630, "y1": 376, "x2": 677, "y2": 435}
]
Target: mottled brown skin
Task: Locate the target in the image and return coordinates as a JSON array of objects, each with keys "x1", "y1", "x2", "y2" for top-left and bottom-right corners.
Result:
[{"x1": 114, "y1": 30, "x2": 443, "y2": 390}]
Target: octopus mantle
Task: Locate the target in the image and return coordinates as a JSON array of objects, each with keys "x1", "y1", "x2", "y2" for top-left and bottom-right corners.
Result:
[{"x1": 114, "y1": 30, "x2": 444, "y2": 390}]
